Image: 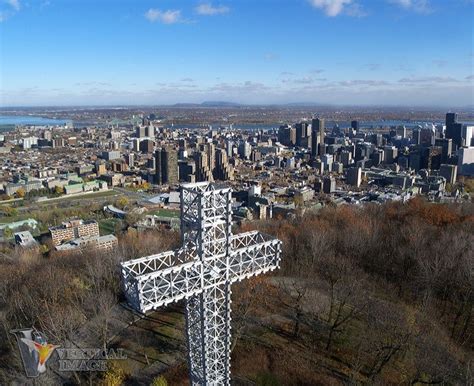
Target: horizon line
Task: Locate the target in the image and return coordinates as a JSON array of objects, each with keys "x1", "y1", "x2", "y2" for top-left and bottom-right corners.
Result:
[{"x1": 1, "y1": 103, "x2": 473, "y2": 110}]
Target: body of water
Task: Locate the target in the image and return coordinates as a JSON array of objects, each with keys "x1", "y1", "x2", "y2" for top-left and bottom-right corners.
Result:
[
  {"x1": 1, "y1": 115, "x2": 471, "y2": 133},
  {"x1": 0, "y1": 115, "x2": 71, "y2": 127}
]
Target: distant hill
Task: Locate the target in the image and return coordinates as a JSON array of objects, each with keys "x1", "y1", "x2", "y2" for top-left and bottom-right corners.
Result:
[
  {"x1": 200, "y1": 101, "x2": 241, "y2": 107},
  {"x1": 169, "y1": 101, "x2": 241, "y2": 108},
  {"x1": 171, "y1": 103, "x2": 200, "y2": 107}
]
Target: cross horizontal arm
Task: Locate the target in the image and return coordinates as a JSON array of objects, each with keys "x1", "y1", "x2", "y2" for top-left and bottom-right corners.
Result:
[
  {"x1": 228, "y1": 231, "x2": 282, "y2": 283},
  {"x1": 121, "y1": 247, "x2": 198, "y2": 312},
  {"x1": 121, "y1": 231, "x2": 282, "y2": 313}
]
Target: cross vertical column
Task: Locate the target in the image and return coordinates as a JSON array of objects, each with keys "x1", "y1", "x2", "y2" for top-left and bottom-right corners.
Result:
[
  {"x1": 181, "y1": 183, "x2": 233, "y2": 385},
  {"x1": 121, "y1": 182, "x2": 282, "y2": 385}
]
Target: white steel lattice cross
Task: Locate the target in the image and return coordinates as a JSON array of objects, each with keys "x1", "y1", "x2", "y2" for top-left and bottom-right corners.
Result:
[{"x1": 121, "y1": 182, "x2": 282, "y2": 385}]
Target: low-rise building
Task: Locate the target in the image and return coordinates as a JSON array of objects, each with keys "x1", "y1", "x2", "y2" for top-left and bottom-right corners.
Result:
[
  {"x1": 55, "y1": 234, "x2": 118, "y2": 253},
  {"x1": 14, "y1": 231, "x2": 39, "y2": 248},
  {"x1": 49, "y1": 219, "x2": 100, "y2": 246}
]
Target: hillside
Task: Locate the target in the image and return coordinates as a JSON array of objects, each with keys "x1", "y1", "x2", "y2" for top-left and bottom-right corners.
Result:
[{"x1": 0, "y1": 198, "x2": 472, "y2": 385}]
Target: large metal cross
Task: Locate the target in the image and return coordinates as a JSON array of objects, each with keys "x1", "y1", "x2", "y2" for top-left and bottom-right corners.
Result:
[{"x1": 121, "y1": 182, "x2": 282, "y2": 385}]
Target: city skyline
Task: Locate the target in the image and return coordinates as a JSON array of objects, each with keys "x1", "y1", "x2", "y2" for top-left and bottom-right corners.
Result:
[{"x1": 1, "y1": 0, "x2": 473, "y2": 107}]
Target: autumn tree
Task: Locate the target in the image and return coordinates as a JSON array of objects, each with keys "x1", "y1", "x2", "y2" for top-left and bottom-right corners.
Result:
[{"x1": 15, "y1": 187, "x2": 25, "y2": 198}]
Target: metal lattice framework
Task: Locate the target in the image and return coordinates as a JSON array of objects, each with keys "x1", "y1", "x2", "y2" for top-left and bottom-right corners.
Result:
[{"x1": 121, "y1": 182, "x2": 282, "y2": 385}]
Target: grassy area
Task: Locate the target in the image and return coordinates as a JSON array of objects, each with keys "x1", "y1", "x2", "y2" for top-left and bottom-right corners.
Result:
[
  {"x1": 0, "y1": 198, "x2": 23, "y2": 206},
  {"x1": 151, "y1": 208, "x2": 180, "y2": 218},
  {"x1": 0, "y1": 214, "x2": 30, "y2": 224},
  {"x1": 38, "y1": 189, "x2": 118, "y2": 203},
  {"x1": 99, "y1": 218, "x2": 121, "y2": 235}
]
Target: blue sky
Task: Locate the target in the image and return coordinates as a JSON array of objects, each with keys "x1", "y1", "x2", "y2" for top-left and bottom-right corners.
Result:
[{"x1": 0, "y1": 0, "x2": 473, "y2": 106}]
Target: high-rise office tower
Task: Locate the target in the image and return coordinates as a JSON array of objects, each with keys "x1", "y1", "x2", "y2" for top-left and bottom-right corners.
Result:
[
  {"x1": 278, "y1": 125, "x2": 297, "y2": 146},
  {"x1": 155, "y1": 147, "x2": 178, "y2": 185},
  {"x1": 384, "y1": 146, "x2": 398, "y2": 164},
  {"x1": 412, "y1": 127, "x2": 421, "y2": 145},
  {"x1": 289, "y1": 126, "x2": 296, "y2": 146},
  {"x1": 319, "y1": 118, "x2": 327, "y2": 156},
  {"x1": 139, "y1": 139, "x2": 154, "y2": 154},
  {"x1": 340, "y1": 150, "x2": 352, "y2": 166},
  {"x1": 311, "y1": 133, "x2": 320, "y2": 159},
  {"x1": 145, "y1": 125, "x2": 155, "y2": 138},
  {"x1": 434, "y1": 138, "x2": 452, "y2": 163},
  {"x1": 346, "y1": 166, "x2": 362, "y2": 187},
  {"x1": 445, "y1": 112, "x2": 463, "y2": 150},
  {"x1": 194, "y1": 151, "x2": 214, "y2": 182},
  {"x1": 457, "y1": 147, "x2": 474, "y2": 176},
  {"x1": 214, "y1": 148, "x2": 234, "y2": 181},
  {"x1": 238, "y1": 141, "x2": 252, "y2": 160},
  {"x1": 226, "y1": 140, "x2": 234, "y2": 157},
  {"x1": 295, "y1": 123, "x2": 308, "y2": 147},
  {"x1": 420, "y1": 127, "x2": 435, "y2": 147},
  {"x1": 278, "y1": 125, "x2": 292, "y2": 146},
  {"x1": 446, "y1": 112, "x2": 457, "y2": 126},
  {"x1": 312, "y1": 118, "x2": 325, "y2": 157},
  {"x1": 422, "y1": 146, "x2": 442, "y2": 171},
  {"x1": 322, "y1": 176, "x2": 336, "y2": 194},
  {"x1": 351, "y1": 120, "x2": 359, "y2": 132},
  {"x1": 136, "y1": 126, "x2": 146, "y2": 138},
  {"x1": 397, "y1": 125, "x2": 407, "y2": 139},
  {"x1": 197, "y1": 142, "x2": 216, "y2": 174},
  {"x1": 125, "y1": 153, "x2": 135, "y2": 168},
  {"x1": 179, "y1": 160, "x2": 196, "y2": 183},
  {"x1": 439, "y1": 164, "x2": 457, "y2": 185},
  {"x1": 462, "y1": 125, "x2": 474, "y2": 147}
]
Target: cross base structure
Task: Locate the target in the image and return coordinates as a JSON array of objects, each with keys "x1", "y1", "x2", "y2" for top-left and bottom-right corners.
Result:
[{"x1": 121, "y1": 182, "x2": 282, "y2": 385}]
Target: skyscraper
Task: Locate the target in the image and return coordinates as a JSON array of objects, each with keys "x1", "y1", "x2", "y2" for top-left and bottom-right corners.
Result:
[
  {"x1": 351, "y1": 120, "x2": 359, "y2": 132},
  {"x1": 346, "y1": 167, "x2": 362, "y2": 187},
  {"x1": 295, "y1": 122, "x2": 308, "y2": 147},
  {"x1": 278, "y1": 125, "x2": 292, "y2": 146},
  {"x1": 238, "y1": 141, "x2": 252, "y2": 160},
  {"x1": 311, "y1": 132, "x2": 320, "y2": 159},
  {"x1": 397, "y1": 125, "x2": 407, "y2": 139},
  {"x1": 445, "y1": 113, "x2": 463, "y2": 150},
  {"x1": 439, "y1": 164, "x2": 457, "y2": 185},
  {"x1": 312, "y1": 118, "x2": 325, "y2": 156},
  {"x1": 462, "y1": 125, "x2": 474, "y2": 147},
  {"x1": 214, "y1": 148, "x2": 234, "y2": 181},
  {"x1": 155, "y1": 147, "x2": 179, "y2": 185},
  {"x1": 194, "y1": 151, "x2": 214, "y2": 182},
  {"x1": 136, "y1": 126, "x2": 146, "y2": 138},
  {"x1": 139, "y1": 139, "x2": 154, "y2": 154},
  {"x1": 446, "y1": 112, "x2": 457, "y2": 126},
  {"x1": 412, "y1": 127, "x2": 421, "y2": 145},
  {"x1": 434, "y1": 138, "x2": 452, "y2": 163},
  {"x1": 420, "y1": 127, "x2": 435, "y2": 147},
  {"x1": 145, "y1": 125, "x2": 155, "y2": 138}
]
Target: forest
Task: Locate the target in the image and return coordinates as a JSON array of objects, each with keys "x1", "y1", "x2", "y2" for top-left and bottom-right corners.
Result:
[{"x1": 0, "y1": 197, "x2": 472, "y2": 385}]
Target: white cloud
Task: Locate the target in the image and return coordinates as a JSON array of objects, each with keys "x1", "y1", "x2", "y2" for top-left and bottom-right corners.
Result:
[
  {"x1": 388, "y1": 0, "x2": 432, "y2": 13},
  {"x1": 338, "y1": 79, "x2": 390, "y2": 86},
  {"x1": 0, "y1": 0, "x2": 20, "y2": 22},
  {"x1": 145, "y1": 8, "x2": 182, "y2": 24},
  {"x1": 282, "y1": 77, "x2": 315, "y2": 84},
  {"x1": 6, "y1": 0, "x2": 20, "y2": 11},
  {"x1": 308, "y1": 0, "x2": 354, "y2": 17},
  {"x1": 263, "y1": 52, "x2": 279, "y2": 61},
  {"x1": 195, "y1": 2, "x2": 229, "y2": 15},
  {"x1": 398, "y1": 76, "x2": 458, "y2": 83}
]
